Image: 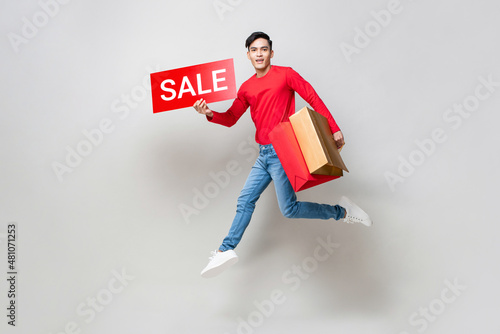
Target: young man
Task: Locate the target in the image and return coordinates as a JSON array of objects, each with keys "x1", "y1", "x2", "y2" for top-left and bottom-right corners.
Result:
[{"x1": 193, "y1": 32, "x2": 372, "y2": 278}]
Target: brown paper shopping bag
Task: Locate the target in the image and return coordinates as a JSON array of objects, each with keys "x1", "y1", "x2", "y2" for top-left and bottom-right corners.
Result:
[{"x1": 289, "y1": 106, "x2": 349, "y2": 176}]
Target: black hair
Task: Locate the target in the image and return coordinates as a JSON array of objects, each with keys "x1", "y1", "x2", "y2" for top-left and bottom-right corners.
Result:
[{"x1": 245, "y1": 31, "x2": 272, "y2": 50}]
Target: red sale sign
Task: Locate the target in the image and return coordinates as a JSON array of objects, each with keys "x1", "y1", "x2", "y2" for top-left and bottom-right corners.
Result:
[{"x1": 150, "y1": 59, "x2": 236, "y2": 113}]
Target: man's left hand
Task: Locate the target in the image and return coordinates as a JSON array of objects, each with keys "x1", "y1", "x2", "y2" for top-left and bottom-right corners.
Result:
[{"x1": 333, "y1": 130, "x2": 345, "y2": 149}]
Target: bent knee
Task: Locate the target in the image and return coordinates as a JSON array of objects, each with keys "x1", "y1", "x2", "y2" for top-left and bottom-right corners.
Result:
[
  {"x1": 237, "y1": 197, "x2": 257, "y2": 213},
  {"x1": 281, "y1": 205, "x2": 298, "y2": 219}
]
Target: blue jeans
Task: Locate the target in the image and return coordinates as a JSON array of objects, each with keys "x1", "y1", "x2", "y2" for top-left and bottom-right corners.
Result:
[{"x1": 219, "y1": 144, "x2": 346, "y2": 251}]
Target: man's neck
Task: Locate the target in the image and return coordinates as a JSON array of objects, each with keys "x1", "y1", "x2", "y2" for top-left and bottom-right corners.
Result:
[{"x1": 255, "y1": 65, "x2": 272, "y2": 78}]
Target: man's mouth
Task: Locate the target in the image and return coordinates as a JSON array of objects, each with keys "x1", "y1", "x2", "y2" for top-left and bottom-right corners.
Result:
[{"x1": 256, "y1": 59, "x2": 264, "y2": 64}]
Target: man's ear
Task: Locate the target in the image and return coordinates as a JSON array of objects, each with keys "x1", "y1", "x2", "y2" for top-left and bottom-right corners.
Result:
[
  {"x1": 247, "y1": 51, "x2": 250, "y2": 60},
  {"x1": 270, "y1": 50, "x2": 274, "y2": 59}
]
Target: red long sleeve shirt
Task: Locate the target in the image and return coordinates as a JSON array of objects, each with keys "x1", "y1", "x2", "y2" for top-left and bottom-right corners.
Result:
[{"x1": 207, "y1": 65, "x2": 340, "y2": 145}]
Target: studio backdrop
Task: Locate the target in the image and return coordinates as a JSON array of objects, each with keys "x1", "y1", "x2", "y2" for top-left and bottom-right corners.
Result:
[{"x1": 1, "y1": 0, "x2": 499, "y2": 333}]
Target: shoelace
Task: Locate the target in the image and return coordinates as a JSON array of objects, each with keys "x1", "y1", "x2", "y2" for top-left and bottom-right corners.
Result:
[
  {"x1": 208, "y1": 250, "x2": 219, "y2": 261},
  {"x1": 344, "y1": 215, "x2": 363, "y2": 224}
]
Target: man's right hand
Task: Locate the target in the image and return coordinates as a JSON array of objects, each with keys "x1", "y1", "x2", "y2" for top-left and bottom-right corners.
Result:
[{"x1": 193, "y1": 99, "x2": 213, "y2": 118}]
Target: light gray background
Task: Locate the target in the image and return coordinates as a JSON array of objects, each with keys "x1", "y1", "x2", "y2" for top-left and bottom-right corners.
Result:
[{"x1": 1, "y1": 0, "x2": 499, "y2": 333}]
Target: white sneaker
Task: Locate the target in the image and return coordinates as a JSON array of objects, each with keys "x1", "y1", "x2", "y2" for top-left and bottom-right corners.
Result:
[
  {"x1": 201, "y1": 249, "x2": 239, "y2": 278},
  {"x1": 339, "y1": 196, "x2": 373, "y2": 227}
]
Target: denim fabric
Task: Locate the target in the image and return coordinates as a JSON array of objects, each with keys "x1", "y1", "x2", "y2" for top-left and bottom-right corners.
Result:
[{"x1": 219, "y1": 144, "x2": 345, "y2": 251}]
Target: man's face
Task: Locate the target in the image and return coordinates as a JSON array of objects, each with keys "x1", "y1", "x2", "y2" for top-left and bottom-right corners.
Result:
[{"x1": 247, "y1": 38, "x2": 274, "y2": 73}]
